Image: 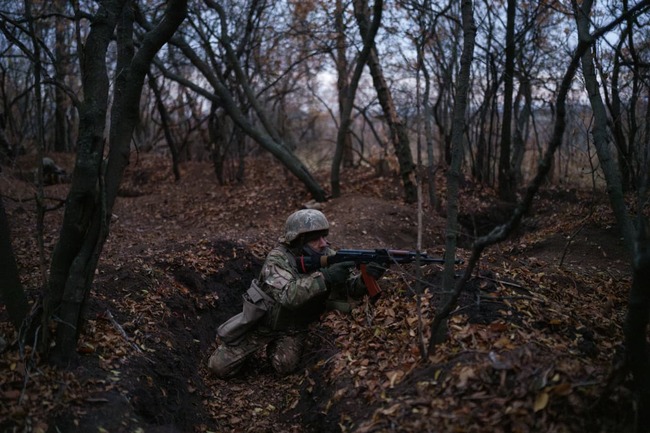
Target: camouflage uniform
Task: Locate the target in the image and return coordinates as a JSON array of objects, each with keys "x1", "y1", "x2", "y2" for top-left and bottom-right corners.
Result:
[{"x1": 208, "y1": 210, "x2": 366, "y2": 378}]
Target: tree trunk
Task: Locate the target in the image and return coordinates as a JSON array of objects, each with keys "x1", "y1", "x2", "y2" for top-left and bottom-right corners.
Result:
[
  {"x1": 497, "y1": 0, "x2": 516, "y2": 201},
  {"x1": 625, "y1": 219, "x2": 650, "y2": 433},
  {"x1": 472, "y1": 54, "x2": 498, "y2": 185},
  {"x1": 0, "y1": 197, "x2": 29, "y2": 331},
  {"x1": 419, "y1": 46, "x2": 439, "y2": 211},
  {"x1": 148, "y1": 73, "x2": 181, "y2": 181},
  {"x1": 511, "y1": 65, "x2": 532, "y2": 186},
  {"x1": 208, "y1": 103, "x2": 226, "y2": 185},
  {"x1": 353, "y1": 0, "x2": 417, "y2": 203},
  {"x1": 575, "y1": 0, "x2": 635, "y2": 258},
  {"x1": 606, "y1": 24, "x2": 637, "y2": 193},
  {"x1": 331, "y1": 0, "x2": 382, "y2": 198},
  {"x1": 54, "y1": 0, "x2": 70, "y2": 152},
  {"x1": 433, "y1": 0, "x2": 476, "y2": 345},
  {"x1": 334, "y1": 0, "x2": 354, "y2": 169},
  {"x1": 0, "y1": 124, "x2": 11, "y2": 163},
  {"x1": 42, "y1": 0, "x2": 187, "y2": 366}
]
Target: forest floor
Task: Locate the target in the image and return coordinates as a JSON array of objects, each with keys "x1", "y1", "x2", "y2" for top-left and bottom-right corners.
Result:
[{"x1": 0, "y1": 153, "x2": 636, "y2": 433}]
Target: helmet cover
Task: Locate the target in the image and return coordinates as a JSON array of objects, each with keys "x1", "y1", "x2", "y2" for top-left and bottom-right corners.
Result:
[{"x1": 281, "y1": 209, "x2": 329, "y2": 243}]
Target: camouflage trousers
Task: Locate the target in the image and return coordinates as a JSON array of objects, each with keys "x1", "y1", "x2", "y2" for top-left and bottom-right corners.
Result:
[{"x1": 208, "y1": 329, "x2": 305, "y2": 378}]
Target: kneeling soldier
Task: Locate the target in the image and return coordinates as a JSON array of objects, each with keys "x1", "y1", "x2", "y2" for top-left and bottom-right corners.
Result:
[{"x1": 208, "y1": 209, "x2": 384, "y2": 378}]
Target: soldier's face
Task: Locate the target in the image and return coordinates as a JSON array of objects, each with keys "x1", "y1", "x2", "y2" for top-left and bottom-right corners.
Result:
[{"x1": 305, "y1": 236, "x2": 328, "y2": 253}]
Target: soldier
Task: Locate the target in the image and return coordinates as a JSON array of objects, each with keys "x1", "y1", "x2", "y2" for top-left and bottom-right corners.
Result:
[{"x1": 208, "y1": 209, "x2": 385, "y2": 378}]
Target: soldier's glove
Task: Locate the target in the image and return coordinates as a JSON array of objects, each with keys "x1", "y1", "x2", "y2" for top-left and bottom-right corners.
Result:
[
  {"x1": 321, "y1": 261, "x2": 356, "y2": 287},
  {"x1": 365, "y1": 262, "x2": 386, "y2": 280}
]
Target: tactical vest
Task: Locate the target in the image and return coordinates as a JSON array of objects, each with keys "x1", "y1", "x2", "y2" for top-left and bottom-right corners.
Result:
[{"x1": 264, "y1": 245, "x2": 329, "y2": 330}]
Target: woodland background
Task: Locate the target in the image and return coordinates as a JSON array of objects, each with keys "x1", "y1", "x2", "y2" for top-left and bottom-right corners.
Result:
[{"x1": 1, "y1": 0, "x2": 650, "y2": 432}]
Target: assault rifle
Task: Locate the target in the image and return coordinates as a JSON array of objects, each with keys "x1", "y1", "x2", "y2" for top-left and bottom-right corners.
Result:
[{"x1": 296, "y1": 248, "x2": 463, "y2": 298}]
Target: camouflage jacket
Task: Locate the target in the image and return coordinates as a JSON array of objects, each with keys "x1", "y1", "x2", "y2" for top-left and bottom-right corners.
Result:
[{"x1": 260, "y1": 244, "x2": 366, "y2": 330}]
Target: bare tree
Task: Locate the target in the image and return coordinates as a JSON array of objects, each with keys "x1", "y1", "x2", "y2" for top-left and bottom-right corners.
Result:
[
  {"x1": 53, "y1": 0, "x2": 72, "y2": 152},
  {"x1": 596, "y1": 0, "x2": 650, "y2": 194},
  {"x1": 575, "y1": 0, "x2": 650, "y2": 428},
  {"x1": 41, "y1": 0, "x2": 187, "y2": 366},
  {"x1": 334, "y1": 0, "x2": 355, "y2": 169},
  {"x1": 352, "y1": 0, "x2": 417, "y2": 203},
  {"x1": 330, "y1": 0, "x2": 382, "y2": 198},
  {"x1": 400, "y1": 0, "x2": 452, "y2": 210},
  {"x1": 463, "y1": 1, "x2": 566, "y2": 191},
  {"x1": 157, "y1": 0, "x2": 327, "y2": 201},
  {"x1": 147, "y1": 72, "x2": 181, "y2": 180},
  {"x1": 574, "y1": 0, "x2": 636, "y2": 256},
  {"x1": 497, "y1": 0, "x2": 516, "y2": 201},
  {"x1": 430, "y1": 19, "x2": 581, "y2": 350},
  {"x1": 427, "y1": 9, "x2": 650, "y2": 429},
  {"x1": 432, "y1": 0, "x2": 476, "y2": 345}
]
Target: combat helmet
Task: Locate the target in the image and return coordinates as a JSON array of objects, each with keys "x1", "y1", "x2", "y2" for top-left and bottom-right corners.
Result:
[{"x1": 281, "y1": 209, "x2": 329, "y2": 244}]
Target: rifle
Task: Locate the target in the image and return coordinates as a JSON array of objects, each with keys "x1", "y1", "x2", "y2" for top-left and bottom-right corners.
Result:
[{"x1": 296, "y1": 248, "x2": 464, "y2": 298}]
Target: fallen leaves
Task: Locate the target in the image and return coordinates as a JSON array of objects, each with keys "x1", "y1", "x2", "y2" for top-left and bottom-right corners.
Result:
[
  {"x1": 0, "y1": 348, "x2": 90, "y2": 432},
  {"x1": 314, "y1": 241, "x2": 629, "y2": 432},
  {"x1": 0, "y1": 155, "x2": 635, "y2": 432}
]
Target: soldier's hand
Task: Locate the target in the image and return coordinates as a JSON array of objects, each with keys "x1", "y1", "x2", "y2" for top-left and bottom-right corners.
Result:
[
  {"x1": 365, "y1": 262, "x2": 386, "y2": 280},
  {"x1": 321, "y1": 261, "x2": 355, "y2": 286}
]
